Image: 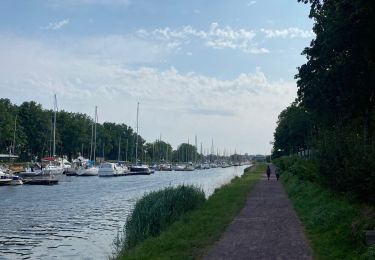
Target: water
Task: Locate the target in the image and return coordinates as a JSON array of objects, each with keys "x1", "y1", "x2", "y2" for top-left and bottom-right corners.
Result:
[{"x1": 0, "y1": 166, "x2": 248, "y2": 259}]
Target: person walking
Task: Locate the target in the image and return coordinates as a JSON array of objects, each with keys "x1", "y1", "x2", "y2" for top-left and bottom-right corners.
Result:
[
  {"x1": 266, "y1": 165, "x2": 271, "y2": 180},
  {"x1": 275, "y1": 167, "x2": 280, "y2": 181}
]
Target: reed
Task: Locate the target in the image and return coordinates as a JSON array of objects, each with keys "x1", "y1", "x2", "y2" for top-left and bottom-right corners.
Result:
[{"x1": 122, "y1": 185, "x2": 205, "y2": 251}]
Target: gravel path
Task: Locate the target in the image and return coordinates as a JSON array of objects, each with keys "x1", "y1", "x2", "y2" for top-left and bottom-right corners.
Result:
[{"x1": 205, "y1": 166, "x2": 313, "y2": 260}]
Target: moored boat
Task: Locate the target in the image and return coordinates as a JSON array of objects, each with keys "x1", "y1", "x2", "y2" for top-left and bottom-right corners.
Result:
[
  {"x1": 10, "y1": 175, "x2": 23, "y2": 185},
  {"x1": 77, "y1": 165, "x2": 98, "y2": 176},
  {"x1": 98, "y1": 162, "x2": 128, "y2": 177},
  {"x1": 129, "y1": 165, "x2": 151, "y2": 175},
  {"x1": 0, "y1": 171, "x2": 12, "y2": 185},
  {"x1": 24, "y1": 178, "x2": 58, "y2": 185}
]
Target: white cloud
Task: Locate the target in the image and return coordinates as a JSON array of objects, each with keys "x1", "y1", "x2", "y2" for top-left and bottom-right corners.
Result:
[
  {"x1": 40, "y1": 18, "x2": 70, "y2": 30},
  {"x1": 137, "y1": 23, "x2": 269, "y2": 54},
  {"x1": 0, "y1": 35, "x2": 295, "y2": 152},
  {"x1": 247, "y1": 1, "x2": 256, "y2": 6},
  {"x1": 261, "y1": 27, "x2": 314, "y2": 39}
]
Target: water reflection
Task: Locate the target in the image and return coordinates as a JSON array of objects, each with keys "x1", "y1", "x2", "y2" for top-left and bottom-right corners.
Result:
[{"x1": 0, "y1": 166, "x2": 247, "y2": 259}]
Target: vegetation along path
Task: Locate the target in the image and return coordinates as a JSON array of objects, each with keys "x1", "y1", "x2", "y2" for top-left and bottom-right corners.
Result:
[{"x1": 205, "y1": 165, "x2": 313, "y2": 260}]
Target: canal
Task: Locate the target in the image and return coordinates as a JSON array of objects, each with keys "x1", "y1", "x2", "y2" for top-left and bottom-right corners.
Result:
[{"x1": 0, "y1": 165, "x2": 248, "y2": 259}]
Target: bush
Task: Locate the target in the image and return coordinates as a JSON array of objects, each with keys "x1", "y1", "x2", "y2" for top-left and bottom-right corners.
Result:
[
  {"x1": 122, "y1": 185, "x2": 205, "y2": 251},
  {"x1": 317, "y1": 129, "x2": 375, "y2": 203},
  {"x1": 367, "y1": 245, "x2": 375, "y2": 260},
  {"x1": 274, "y1": 156, "x2": 318, "y2": 181}
]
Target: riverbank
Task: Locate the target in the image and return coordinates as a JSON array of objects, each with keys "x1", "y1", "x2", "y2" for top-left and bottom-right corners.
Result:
[
  {"x1": 115, "y1": 163, "x2": 265, "y2": 259},
  {"x1": 0, "y1": 166, "x2": 249, "y2": 259},
  {"x1": 277, "y1": 158, "x2": 375, "y2": 259}
]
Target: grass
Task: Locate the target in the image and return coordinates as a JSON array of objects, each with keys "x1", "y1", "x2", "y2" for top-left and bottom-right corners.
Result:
[
  {"x1": 123, "y1": 185, "x2": 205, "y2": 250},
  {"x1": 115, "y1": 163, "x2": 265, "y2": 259},
  {"x1": 280, "y1": 163, "x2": 375, "y2": 259}
]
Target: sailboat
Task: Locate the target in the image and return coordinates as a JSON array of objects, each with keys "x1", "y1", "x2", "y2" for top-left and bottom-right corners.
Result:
[
  {"x1": 41, "y1": 95, "x2": 64, "y2": 175},
  {"x1": 98, "y1": 136, "x2": 129, "y2": 177},
  {"x1": 129, "y1": 102, "x2": 151, "y2": 175},
  {"x1": 77, "y1": 106, "x2": 99, "y2": 176}
]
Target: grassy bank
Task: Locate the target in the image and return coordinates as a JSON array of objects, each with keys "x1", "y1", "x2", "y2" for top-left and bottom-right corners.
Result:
[
  {"x1": 115, "y1": 164, "x2": 265, "y2": 259},
  {"x1": 277, "y1": 158, "x2": 375, "y2": 259},
  {"x1": 122, "y1": 185, "x2": 205, "y2": 250}
]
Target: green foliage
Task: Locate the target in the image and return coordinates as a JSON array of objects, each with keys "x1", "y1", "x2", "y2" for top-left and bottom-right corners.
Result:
[
  {"x1": 316, "y1": 129, "x2": 375, "y2": 203},
  {"x1": 122, "y1": 185, "x2": 206, "y2": 251},
  {"x1": 296, "y1": 0, "x2": 375, "y2": 129},
  {"x1": 273, "y1": 0, "x2": 375, "y2": 204},
  {"x1": 274, "y1": 156, "x2": 318, "y2": 182},
  {"x1": 116, "y1": 164, "x2": 265, "y2": 259},
  {"x1": 173, "y1": 143, "x2": 198, "y2": 162},
  {"x1": 0, "y1": 98, "x2": 147, "y2": 162},
  {"x1": 367, "y1": 245, "x2": 375, "y2": 260},
  {"x1": 281, "y1": 171, "x2": 375, "y2": 259},
  {"x1": 273, "y1": 104, "x2": 313, "y2": 158},
  {"x1": 144, "y1": 140, "x2": 173, "y2": 163}
]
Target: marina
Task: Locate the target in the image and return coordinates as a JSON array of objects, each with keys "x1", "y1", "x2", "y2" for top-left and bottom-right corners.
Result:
[{"x1": 0, "y1": 165, "x2": 248, "y2": 260}]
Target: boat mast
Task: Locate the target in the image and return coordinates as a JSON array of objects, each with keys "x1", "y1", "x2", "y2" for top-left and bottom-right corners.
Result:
[
  {"x1": 12, "y1": 115, "x2": 17, "y2": 155},
  {"x1": 194, "y1": 135, "x2": 197, "y2": 164},
  {"x1": 90, "y1": 121, "x2": 93, "y2": 161},
  {"x1": 53, "y1": 94, "x2": 57, "y2": 157},
  {"x1": 118, "y1": 136, "x2": 121, "y2": 162},
  {"x1": 135, "y1": 102, "x2": 139, "y2": 164},
  {"x1": 93, "y1": 106, "x2": 97, "y2": 163},
  {"x1": 126, "y1": 139, "x2": 128, "y2": 162}
]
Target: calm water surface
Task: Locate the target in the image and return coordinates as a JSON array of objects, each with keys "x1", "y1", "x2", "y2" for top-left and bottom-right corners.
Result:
[{"x1": 0, "y1": 165, "x2": 248, "y2": 259}]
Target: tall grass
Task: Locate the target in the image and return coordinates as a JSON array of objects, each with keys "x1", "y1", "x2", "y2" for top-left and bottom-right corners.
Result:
[
  {"x1": 276, "y1": 157, "x2": 375, "y2": 259},
  {"x1": 119, "y1": 185, "x2": 205, "y2": 253}
]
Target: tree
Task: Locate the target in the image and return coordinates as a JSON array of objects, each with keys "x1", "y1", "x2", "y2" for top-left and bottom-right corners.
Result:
[
  {"x1": 296, "y1": 0, "x2": 375, "y2": 140},
  {"x1": 18, "y1": 101, "x2": 50, "y2": 160},
  {"x1": 174, "y1": 143, "x2": 198, "y2": 163},
  {"x1": 0, "y1": 99, "x2": 17, "y2": 154},
  {"x1": 273, "y1": 104, "x2": 312, "y2": 158},
  {"x1": 145, "y1": 140, "x2": 173, "y2": 163}
]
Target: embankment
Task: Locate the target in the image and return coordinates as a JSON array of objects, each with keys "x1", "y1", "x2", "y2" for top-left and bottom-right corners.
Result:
[
  {"x1": 276, "y1": 157, "x2": 375, "y2": 259},
  {"x1": 114, "y1": 164, "x2": 265, "y2": 259}
]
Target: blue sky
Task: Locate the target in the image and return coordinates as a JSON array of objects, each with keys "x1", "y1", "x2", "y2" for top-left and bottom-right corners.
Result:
[{"x1": 0, "y1": 0, "x2": 313, "y2": 154}]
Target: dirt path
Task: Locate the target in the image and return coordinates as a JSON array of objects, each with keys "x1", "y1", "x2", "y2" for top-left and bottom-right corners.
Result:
[{"x1": 204, "y1": 165, "x2": 313, "y2": 260}]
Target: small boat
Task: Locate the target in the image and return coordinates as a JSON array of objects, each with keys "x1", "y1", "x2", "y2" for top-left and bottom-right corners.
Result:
[
  {"x1": 160, "y1": 164, "x2": 172, "y2": 171},
  {"x1": 10, "y1": 175, "x2": 23, "y2": 185},
  {"x1": 174, "y1": 164, "x2": 186, "y2": 171},
  {"x1": 65, "y1": 168, "x2": 78, "y2": 176},
  {"x1": 129, "y1": 165, "x2": 151, "y2": 175},
  {"x1": 77, "y1": 166, "x2": 98, "y2": 176},
  {"x1": 98, "y1": 163, "x2": 128, "y2": 177},
  {"x1": 0, "y1": 171, "x2": 12, "y2": 185},
  {"x1": 18, "y1": 164, "x2": 43, "y2": 177},
  {"x1": 185, "y1": 163, "x2": 195, "y2": 171},
  {"x1": 23, "y1": 172, "x2": 58, "y2": 185},
  {"x1": 24, "y1": 178, "x2": 58, "y2": 185}
]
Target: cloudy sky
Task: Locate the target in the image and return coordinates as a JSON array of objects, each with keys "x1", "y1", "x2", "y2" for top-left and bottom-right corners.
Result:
[{"x1": 0, "y1": 0, "x2": 313, "y2": 155}]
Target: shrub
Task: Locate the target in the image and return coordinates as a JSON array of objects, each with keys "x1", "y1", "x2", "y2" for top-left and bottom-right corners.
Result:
[
  {"x1": 367, "y1": 245, "x2": 375, "y2": 260},
  {"x1": 274, "y1": 156, "x2": 318, "y2": 181},
  {"x1": 122, "y1": 185, "x2": 205, "y2": 251}
]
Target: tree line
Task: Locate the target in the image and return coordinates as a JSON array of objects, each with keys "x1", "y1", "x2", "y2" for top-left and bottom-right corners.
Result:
[
  {"x1": 0, "y1": 98, "x2": 202, "y2": 163},
  {"x1": 273, "y1": 0, "x2": 375, "y2": 203}
]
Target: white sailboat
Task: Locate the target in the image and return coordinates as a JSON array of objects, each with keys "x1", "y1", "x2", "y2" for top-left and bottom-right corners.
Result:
[
  {"x1": 77, "y1": 106, "x2": 98, "y2": 176},
  {"x1": 43, "y1": 94, "x2": 64, "y2": 175},
  {"x1": 129, "y1": 102, "x2": 151, "y2": 175}
]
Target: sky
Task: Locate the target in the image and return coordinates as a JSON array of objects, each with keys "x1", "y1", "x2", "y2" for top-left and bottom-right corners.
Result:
[{"x1": 0, "y1": 0, "x2": 314, "y2": 155}]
